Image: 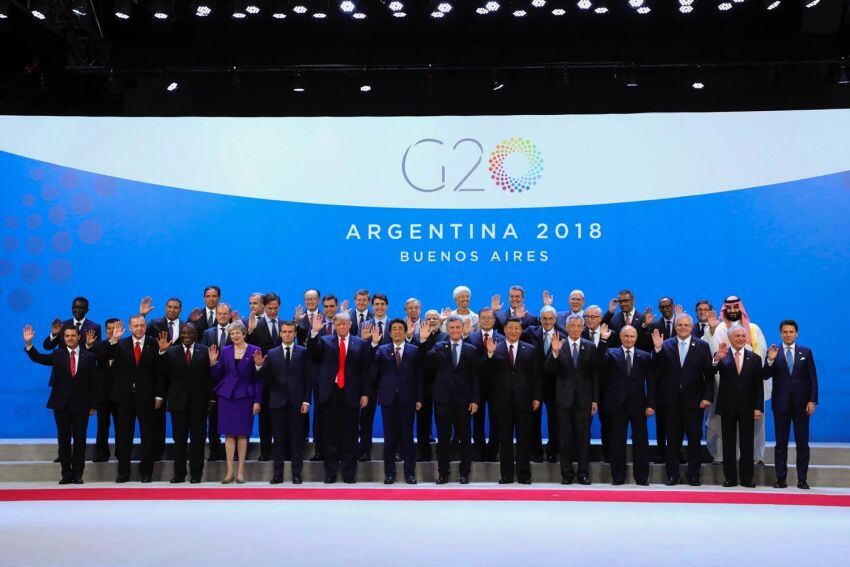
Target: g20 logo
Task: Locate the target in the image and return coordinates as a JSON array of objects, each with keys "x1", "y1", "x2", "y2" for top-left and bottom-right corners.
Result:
[{"x1": 402, "y1": 137, "x2": 544, "y2": 194}]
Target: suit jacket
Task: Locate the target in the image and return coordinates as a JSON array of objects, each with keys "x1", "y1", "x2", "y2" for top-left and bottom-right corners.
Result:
[
  {"x1": 307, "y1": 333, "x2": 371, "y2": 408},
  {"x1": 602, "y1": 310, "x2": 651, "y2": 351},
  {"x1": 483, "y1": 340, "x2": 542, "y2": 412},
  {"x1": 90, "y1": 339, "x2": 116, "y2": 404},
  {"x1": 763, "y1": 345, "x2": 818, "y2": 413},
  {"x1": 420, "y1": 336, "x2": 480, "y2": 406},
  {"x1": 191, "y1": 308, "x2": 218, "y2": 334},
  {"x1": 247, "y1": 316, "x2": 282, "y2": 354},
  {"x1": 42, "y1": 319, "x2": 101, "y2": 351},
  {"x1": 650, "y1": 318, "x2": 678, "y2": 341},
  {"x1": 544, "y1": 337, "x2": 599, "y2": 408},
  {"x1": 715, "y1": 349, "x2": 765, "y2": 416},
  {"x1": 156, "y1": 342, "x2": 213, "y2": 412},
  {"x1": 653, "y1": 336, "x2": 714, "y2": 409},
  {"x1": 364, "y1": 318, "x2": 393, "y2": 345},
  {"x1": 296, "y1": 311, "x2": 324, "y2": 346},
  {"x1": 201, "y1": 325, "x2": 232, "y2": 349},
  {"x1": 598, "y1": 345, "x2": 655, "y2": 415},
  {"x1": 557, "y1": 310, "x2": 584, "y2": 330},
  {"x1": 145, "y1": 317, "x2": 181, "y2": 345},
  {"x1": 581, "y1": 326, "x2": 608, "y2": 348},
  {"x1": 465, "y1": 329, "x2": 504, "y2": 357},
  {"x1": 347, "y1": 309, "x2": 373, "y2": 334},
  {"x1": 107, "y1": 336, "x2": 161, "y2": 405},
  {"x1": 211, "y1": 344, "x2": 263, "y2": 402},
  {"x1": 260, "y1": 343, "x2": 310, "y2": 410},
  {"x1": 26, "y1": 346, "x2": 97, "y2": 412},
  {"x1": 372, "y1": 342, "x2": 423, "y2": 407},
  {"x1": 495, "y1": 307, "x2": 539, "y2": 334}
]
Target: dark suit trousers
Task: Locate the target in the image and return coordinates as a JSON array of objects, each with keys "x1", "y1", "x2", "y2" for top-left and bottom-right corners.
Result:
[
  {"x1": 434, "y1": 402, "x2": 472, "y2": 476},
  {"x1": 381, "y1": 401, "x2": 416, "y2": 477},
  {"x1": 665, "y1": 405, "x2": 704, "y2": 479},
  {"x1": 655, "y1": 406, "x2": 668, "y2": 459},
  {"x1": 207, "y1": 405, "x2": 221, "y2": 456},
  {"x1": 95, "y1": 400, "x2": 117, "y2": 458},
  {"x1": 358, "y1": 396, "x2": 378, "y2": 458},
  {"x1": 116, "y1": 394, "x2": 156, "y2": 478},
  {"x1": 154, "y1": 404, "x2": 167, "y2": 458},
  {"x1": 311, "y1": 399, "x2": 323, "y2": 456},
  {"x1": 54, "y1": 407, "x2": 89, "y2": 480},
  {"x1": 558, "y1": 404, "x2": 591, "y2": 478},
  {"x1": 321, "y1": 387, "x2": 359, "y2": 481},
  {"x1": 271, "y1": 405, "x2": 305, "y2": 478},
  {"x1": 533, "y1": 378, "x2": 558, "y2": 457},
  {"x1": 497, "y1": 403, "x2": 533, "y2": 482},
  {"x1": 721, "y1": 414, "x2": 755, "y2": 484},
  {"x1": 416, "y1": 377, "x2": 435, "y2": 455},
  {"x1": 473, "y1": 378, "x2": 499, "y2": 456},
  {"x1": 259, "y1": 388, "x2": 273, "y2": 457},
  {"x1": 608, "y1": 409, "x2": 649, "y2": 484},
  {"x1": 774, "y1": 411, "x2": 810, "y2": 482},
  {"x1": 171, "y1": 406, "x2": 207, "y2": 480}
]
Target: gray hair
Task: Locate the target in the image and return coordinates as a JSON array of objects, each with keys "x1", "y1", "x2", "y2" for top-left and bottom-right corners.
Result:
[
  {"x1": 333, "y1": 312, "x2": 352, "y2": 323},
  {"x1": 585, "y1": 304, "x2": 602, "y2": 314},
  {"x1": 509, "y1": 285, "x2": 525, "y2": 297},
  {"x1": 216, "y1": 302, "x2": 232, "y2": 314},
  {"x1": 676, "y1": 313, "x2": 693, "y2": 325},
  {"x1": 540, "y1": 305, "x2": 557, "y2": 316},
  {"x1": 445, "y1": 315, "x2": 464, "y2": 326},
  {"x1": 424, "y1": 309, "x2": 440, "y2": 318},
  {"x1": 249, "y1": 292, "x2": 264, "y2": 302},
  {"x1": 452, "y1": 285, "x2": 472, "y2": 300},
  {"x1": 229, "y1": 320, "x2": 247, "y2": 335},
  {"x1": 405, "y1": 297, "x2": 421, "y2": 308},
  {"x1": 566, "y1": 314, "x2": 585, "y2": 326},
  {"x1": 569, "y1": 289, "x2": 586, "y2": 299}
]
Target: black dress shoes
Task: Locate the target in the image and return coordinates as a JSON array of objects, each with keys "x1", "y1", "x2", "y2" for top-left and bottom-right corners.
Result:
[
  {"x1": 577, "y1": 475, "x2": 591, "y2": 485},
  {"x1": 723, "y1": 480, "x2": 737, "y2": 488},
  {"x1": 405, "y1": 475, "x2": 417, "y2": 485},
  {"x1": 309, "y1": 453, "x2": 324, "y2": 462},
  {"x1": 612, "y1": 480, "x2": 625, "y2": 486},
  {"x1": 292, "y1": 475, "x2": 302, "y2": 484},
  {"x1": 561, "y1": 476, "x2": 575, "y2": 485},
  {"x1": 140, "y1": 476, "x2": 152, "y2": 483},
  {"x1": 54, "y1": 456, "x2": 61, "y2": 463},
  {"x1": 384, "y1": 476, "x2": 395, "y2": 485},
  {"x1": 636, "y1": 480, "x2": 649, "y2": 486},
  {"x1": 343, "y1": 478, "x2": 356, "y2": 484},
  {"x1": 498, "y1": 477, "x2": 514, "y2": 484},
  {"x1": 518, "y1": 479, "x2": 532, "y2": 485},
  {"x1": 797, "y1": 481, "x2": 811, "y2": 490},
  {"x1": 92, "y1": 454, "x2": 109, "y2": 463},
  {"x1": 116, "y1": 475, "x2": 130, "y2": 483},
  {"x1": 324, "y1": 477, "x2": 336, "y2": 484},
  {"x1": 257, "y1": 454, "x2": 270, "y2": 462},
  {"x1": 459, "y1": 475, "x2": 470, "y2": 484},
  {"x1": 270, "y1": 476, "x2": 284, "y2": 484},
  {"x1": 58, "y1": 478, "x2": 73, "y2": 485},
  {"x1": 357, "y1": 454, "x2": 370, "y2": 463},
  {"x1": 546, "y1": 454, "x2": 558, "y2": 463},
  {"x1": 190, "y1": 477, "x2": 202, "y2": 484},
  {"x1": 436, "y1": 474, "x2": 449, "y2": 484},
  {"x1": 72, "y1": 477, "x2": 84, "y2": 485},
  {"x1": 170, "y1": 477, "x2": 185, "y2": 484},
  {"x1": 665, "y1": 476, "x2": 680, "y2": 486},
  {"x1": 741, "y1": 481, "x2": 756, "y2": 488},
  {"x1": 688, "y1": 477, "x2": 701, "y2": 487}
]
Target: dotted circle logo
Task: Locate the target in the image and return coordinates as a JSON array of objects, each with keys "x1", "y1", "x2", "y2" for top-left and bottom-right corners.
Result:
[{"x1": 488, "y1": 137, "x2": 544, "y2": 193}]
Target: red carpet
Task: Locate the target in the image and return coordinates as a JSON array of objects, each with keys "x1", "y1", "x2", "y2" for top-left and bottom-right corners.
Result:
[{"x1": 1, "y1": 487, "x2": 848, "y2": 507}]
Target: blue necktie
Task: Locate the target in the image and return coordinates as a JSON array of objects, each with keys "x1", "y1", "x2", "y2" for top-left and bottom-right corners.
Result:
[
  {"x1": 543, "y1": 332, "x2": 551, "y2": 356},
  {"x1": 785, "y1": 346, "x2": 794, "y2": 373},
  {"x1": 679, "y1": 340, "x2": 687, "y2": 366},
  {"x1": 219, "y1": 326, "x2": 227, "y2": 349},
  {"x1": 452, "y1": 343, "x2": 459, "y2": 368},
  {"x1": 571, "y1": 343, "x2": 579, "y2": 367}
]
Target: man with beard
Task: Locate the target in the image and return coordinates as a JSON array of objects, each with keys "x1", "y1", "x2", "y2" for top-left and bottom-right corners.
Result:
[{"x1": 706, "y1": 296, "x2": 768, "y2": 464}]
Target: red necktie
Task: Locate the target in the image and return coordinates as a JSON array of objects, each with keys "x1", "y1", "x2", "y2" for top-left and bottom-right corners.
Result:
[
  {"x1": 337, "y1": 337, "x2": 346, "y2": 388},
  {"x1": 484, "y1": 332, "x2": 489, "y2": 344},
  {"x1": 134, "y1": 341, "x2": 141, "y2": 366},
  {"x1": 185, "y1": 347, "x2": 192, "y2": 365},
  {"x1": 509, "y1": 343, "x2": 515, "y2": 366},
  {"x1": 69, "y1": 350, "x2": 76, "y2": 377},
  {"x1": 326, "y1": 322, "x2": 333, "y2": 335},
  {"x1": 394, "y1": 346, "x2": 401, "y2": 367}
]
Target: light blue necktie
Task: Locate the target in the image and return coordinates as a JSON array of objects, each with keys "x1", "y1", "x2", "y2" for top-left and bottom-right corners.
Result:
[
  {"x1": 452, "y1": 343, "x2": 459, "y2": 368},
  {"x1": 679, "y1": 340, "x2": 687, "y2": 366},
  {"x1": 785, "y1": 346, "x2": 794, "y2": 373},
  {"x1": 571, "y1": 342, "x2": 579, "y2": 367},
  {"x1": 544, "y1": 332, "x2": 551, "y2": 356}
]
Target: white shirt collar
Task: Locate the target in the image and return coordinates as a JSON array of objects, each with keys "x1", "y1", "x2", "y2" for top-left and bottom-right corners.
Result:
[
  {"x1": 568, "y1": 337, "x2": 581, "y2": 348},
  {"x1": 73, "y1": 318, "x2": 86, "y2": 326},
  {"x1": 506, "y1": 340, "x2": 519, "y2": 348},
  {"x1": 67, "y1": 346, "x2": 80, "y2": 356},
  {"x1": 622, "y1": 346, "x2": 633, "y2": 355}
]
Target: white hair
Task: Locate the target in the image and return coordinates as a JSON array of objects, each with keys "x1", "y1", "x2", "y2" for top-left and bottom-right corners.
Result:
[
  {"x1": 405, "y1": 297, "x2": 421, "y2": 307},
  {"x1": 540, "y1": 305, "x2": 557, "y2": 316},
  {"x1": 333, "y1": 312, "x2": 352, "y2": 323},
  {"x1": 452, "y1": 285, "x2": 472, "y2": 300},
  {"x1": 569, "y1": 289, "x2": 586, "y2": 299}
]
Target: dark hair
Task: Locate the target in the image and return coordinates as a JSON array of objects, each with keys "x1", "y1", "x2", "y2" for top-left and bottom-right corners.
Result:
[
  {"x1": 504, "y1": 317, "x2": 523, "y2": 327},
  {"x1": 180, "y1": 322, "x2": 198, "y2": 334},
  {"x1": 204, "y1": 285, "x2": 221, "y2": 296},
  {"x1": 104, "y1": 317, "x2": 120, "y2": 326},
  {"x1": 388, "y1": 318, "x2": 408, "y2": 333},
  {"x1": 263, "y1": 292, "x2": 281, "y2": 305},
  {"x1": 695, "y1": 299, "x2": 713, "y2": 310},
  {"x1": 355, "y1": 288, "x2": 370, "y2": 297},
  {"x1": 617, "y1": 289, "x2": 634, "y2": 298},
  {"x1": 71, "y1": 296, "x2": 89, "y2": 307},
  {"x1": 779, "y1": 319, "x2": 799, "y2": 332},
  {"x1": 478, "y1": 306, "x2": 495, "y2": 317},
  {"x1": 658, "y1": 296, "x2": 674, "y2": 306},
  {"x1": 166, "y1": 297, "x2": 183, "y2": 307},
  {"x1": 279, "y1": 320, "x2": 297, "y2": 331},
  {"x1": 62, "y1": 326, "x2": 80, "y2": 336},
  {"x1": 372, "y1": 292, "x2": 389, "y2": 305},
  {"x1": 322, "y1": 294, "x2": 339, "y2": 306}
]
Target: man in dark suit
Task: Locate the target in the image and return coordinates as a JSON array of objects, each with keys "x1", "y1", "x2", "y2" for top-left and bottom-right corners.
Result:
[
  {"x1": 258, "y1": 320, "x2": 311, "y2": 484},
  {"x1": 645, "y1": 296, "x2": 681, "y2": 466},
  {"x1": 306, "y1": 312, "x2": 370, "y2": 483},
  {"x1": 485, "y1": 318, "x2": 541, "y2": 484},
  {"x1": 419, "y1": 315, "x2": 480, "y2": 484},
  {"x1": 693, "y1": 300, "x2": 713, "y2": 340},
  {"x1": 90, "y1": 318, "x2": 120, "y2": 462},
  {"x1": 412, "y1": 309, "x2": 447, "y2": 461},
  {"x1": 200, "y1": 302, "x2": 232, "y2": 461},
  {"x1": 580, "y1": 305, "x2": 612, "y2": 461},
  {"x1": 465, "y1": 307, "x2": 503, "y2": 462},
  {"x1": 43, "y1": 296, "x2": 101, "y2": 351},
  {"x1": 106, "y1": 315, "x2": 161, "y2": 483},
  {"x1": 247, "y1": 292, "x2": 282, "y2": 461},
  {"x1": 358, "y1": 292, "x2": 392, "y2": 462},
  {"x1": 492, "y1": 285, "x2": 540, "y2": 333},
  {"x1": 372, "y1": 319, "x2": 423, "y2": 484},
  {"x1": 305, "y1": 294, "x2": 341, "y2": 463},
  {"x1": 713, "y1": 327, "x2": 764, "y2": 487},
  {"x1": 24, "y1": 324, "x2": 97, "y2": 484},
  {"x1": 764, "y1": 320, "x2": 818, "y2": 489},
  {"x1": 295, "y1": 288, "x2": 322, "y2": 346},
  {"x1": 155, "y1": 323, "x2": 212, "y2": 484},
  {"x1": 545, "y1": 315, "x2": 599, "y2": 485},
  {"x1": 521, "y1": 306, "x2": 564, "y2": 463},
  {"x1": 601, "y1": 289, "x2": 652, "y2": 352},
  {"x1": 651, "y1": 314, "x2": 714, "y2": 486},
  {"x1": 187, "y1": 285, "x2": 221, "y2": 335},
  {"x1": 598, "y1": 325, "x2": 656, "y2": 485},
  {"x1": 347, "y1": 289, "x2": 372, "y2": 334}
]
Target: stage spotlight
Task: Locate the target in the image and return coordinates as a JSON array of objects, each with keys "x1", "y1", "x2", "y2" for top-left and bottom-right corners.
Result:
[
  {"x1": 628, "y1": 0, "x2": 644, "y2": 6},
  {"x1": 593, "y1": 5, "x2": 608, "y2": 13},
  {"x1": 577, "y1": 0, "x2": 592, "y2": 10},
  {"x1": 312, "y1": 10, "x2": 327, "y2": 18},
  {"x1": 763, "y1": 0, "x2": 780, "y2": 8},
  {"x1": 679, "y1": 5, "x2": 693, "y2": 12},
  {"x1": 360, "y1": 84, "x2": 372, "y2": 92},
  {"x1": 486, "y1": 1, "x2": 501, "y2": 10},
  {"x1": 388, "y1": 1, "x2": 404, "y2": 10},
  {"x1": 434, "y1": 2, "x2": 453, "y2": 13},
  {"x1": 152, "y1": 1, "x2": 173, "y2": 20},
  {"x1": 492, "y1": 80, "x2": 504, "y2": 91},
  {"x1": 718, "y1": 1, "x2": 732, "y2": 9},
  {"x1": 114, "y1": 0, "x2": 131, "y2": 18},
  {"x1": 291, "y1": 1, "x2": 308, "y2": 14},
  {"x1": 691, "y1": 66, "x2": 705, "y2": 89},
  {"x1": 513, "y1": 9, "x2": 527, "y2": 16},
  {"x1": 71, "y1": 0, "x2": 88, "y2": 16},
  {"x1": 192, "y1": 2, "x2": 214, "y2": 17},
  {"x1": 232, "y1": 1, "x2": 247, "y2": 19},
  {"x1": 166, "y1": 81, "x2": 179, "y2": 92},
  {"x1": 30, "y1": 0, "x2": 48, "y2": 20},
  {"x1": 476, "y1": 6, "x2": 489, "y2": 13},
  {"x1": 392, "y1": 11, "x2": 406, "y2": 16},
  {"x1": 551, "y1": 6, "x2": 566, "y2": 15},
  {"x1": 531, "y1": 0, "x2": 547, "y2": 7},
  {"x1": 353, "y1": 11, "x2": 366, "y2": 18},
  {"x1": 340, "y1": 1, "x2": 356, "y2": 12},
  {"x1": 271, "y1": 0, "x2": 287, "y2": 16},
  {"x1": 636, "y1": 5, "x2": 650, "y2": 12},
  {"x1": 430, "y1": 10, "x2": 445, "y2": 17},
  {"x1": 803, "y1": 0, "x2": 819, "y2": 6},
  {"x1": 0, "y1": 0, "x2": 7, "y2": 19},
  {"x1": 246, "y1": 2, "x2": 261, "y2": 14}
]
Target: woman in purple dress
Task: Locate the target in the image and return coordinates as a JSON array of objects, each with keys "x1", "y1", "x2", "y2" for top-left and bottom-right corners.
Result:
[{"x1": 210, "y1": 320, "x2": 263, "y2": 484}]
